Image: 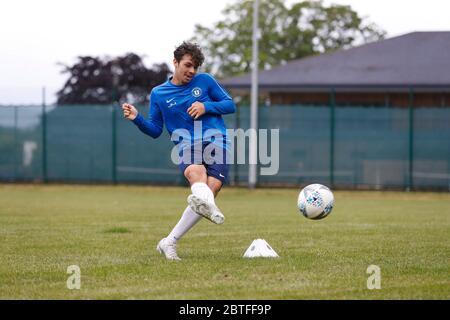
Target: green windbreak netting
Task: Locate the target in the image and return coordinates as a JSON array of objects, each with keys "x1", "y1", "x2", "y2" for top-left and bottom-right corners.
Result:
[
  {"x1": 46, "y1": 105, "x2": 113, "y2": 182},
  {"x1": 0, "y1": 106, "x2": 43, "y2": 181},
  {"x1": 1, "y1": 104, "x2": 449, "y2": 190},
  {"x1": 334, "y1": 106, "x2": 410, "y2": 189},
  {"x1": 413, "y1": 107, "x2": 450, "y2": 189},
  {"x1": 257, "y1": 105, "x2": 331, "y2": 186},
  {"x1": 0, "y1": 106, "x2": 16, "y2": 179}
]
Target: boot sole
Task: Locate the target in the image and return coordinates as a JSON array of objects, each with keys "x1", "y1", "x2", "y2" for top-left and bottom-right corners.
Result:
[{"x1": 187, "y1": 195, "x2": 225, "y2": 224}]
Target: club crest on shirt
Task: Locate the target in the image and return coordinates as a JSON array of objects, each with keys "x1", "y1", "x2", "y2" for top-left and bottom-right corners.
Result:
[{"x1": 191, "y1": 87, "x2": 202, "y2": 98}]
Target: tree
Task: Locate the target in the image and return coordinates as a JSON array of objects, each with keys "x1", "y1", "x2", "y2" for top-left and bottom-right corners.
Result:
[
  {"x1": 56, "y1": 53, "x2": 171, "y2": 105},
  {"x1": 190, "y1": 0, "x2": 386, "y2": 78}
]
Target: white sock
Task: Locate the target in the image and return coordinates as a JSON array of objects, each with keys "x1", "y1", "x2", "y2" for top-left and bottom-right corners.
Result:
[
  {"x1": 191, "y1": 182, "x2": 215, "y2": 204},
  {"x1": 166, "y1": 206, "x2": 202, "y2": 243}
]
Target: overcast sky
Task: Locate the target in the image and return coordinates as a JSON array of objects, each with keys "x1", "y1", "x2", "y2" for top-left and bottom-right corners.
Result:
[{"x1": 1, "y1": 0, "x2": 450, "y2": 104}]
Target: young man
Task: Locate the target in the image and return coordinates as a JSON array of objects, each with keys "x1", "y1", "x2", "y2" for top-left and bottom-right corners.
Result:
[{"x1": 122, "y1": 42, "x2": 235, "y2": 260}]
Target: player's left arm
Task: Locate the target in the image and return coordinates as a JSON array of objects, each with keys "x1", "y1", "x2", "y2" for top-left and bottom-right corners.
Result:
[{"x1": 187, "y1": 74, "x2": 235, "y2": 119}]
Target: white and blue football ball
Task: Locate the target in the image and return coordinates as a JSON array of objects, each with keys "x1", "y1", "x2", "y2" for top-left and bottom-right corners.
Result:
[{"x1": 297, "y1": 184, "x2": 334, "y2": 220}]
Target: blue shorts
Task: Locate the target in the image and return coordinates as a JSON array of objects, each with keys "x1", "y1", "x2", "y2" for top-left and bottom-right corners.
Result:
[{"x1": 178, "y1": 143, "x2": 229, "y2": 185}]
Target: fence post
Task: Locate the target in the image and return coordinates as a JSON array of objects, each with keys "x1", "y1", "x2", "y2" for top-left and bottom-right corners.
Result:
[
  {"x1": 14, "y1": 106, "x2": 18, "y2": 181},
  {"x1": 233, "y1": 103, "x2": 240, "y2": 185},
  {"x1": 408, "y1": 88, "x2": 414, "y2": 191},
  {"x1": 112, "y1": 104, "x2": 117, "y2": 184},
  {"x1": 42, "y1": 88, "x2": 47, "y2": 183},
  {"x1": 329, "y1": 88, "x2": 335, "y2": 187}
]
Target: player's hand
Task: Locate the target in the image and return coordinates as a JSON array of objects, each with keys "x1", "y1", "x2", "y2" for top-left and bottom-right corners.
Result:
[
  {"x1": 187, "y1": 101, "x2": 205, "y2": 120},
  {"x1": 122, "y1": 103, "x2": 138, "y2": 120}
]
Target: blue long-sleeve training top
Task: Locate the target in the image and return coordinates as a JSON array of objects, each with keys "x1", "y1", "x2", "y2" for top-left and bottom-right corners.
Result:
[{"x1": 132, "y1": 73, "x2": 235, "y2": 151}]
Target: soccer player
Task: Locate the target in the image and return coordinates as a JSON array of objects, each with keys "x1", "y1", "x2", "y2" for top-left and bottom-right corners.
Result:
[{"x1": 122, "y1": 42, "x2": 236, "y2": 260}]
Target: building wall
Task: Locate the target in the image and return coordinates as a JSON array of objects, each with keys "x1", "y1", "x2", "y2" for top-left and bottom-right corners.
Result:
[{"x1": 268, "y1": 92, "x2": 450, "y2": 107}]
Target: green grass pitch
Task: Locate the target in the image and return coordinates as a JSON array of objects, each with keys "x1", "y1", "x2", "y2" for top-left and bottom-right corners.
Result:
[{"x1": 0, "y1": 184, "x2": 449, "y2": 299}]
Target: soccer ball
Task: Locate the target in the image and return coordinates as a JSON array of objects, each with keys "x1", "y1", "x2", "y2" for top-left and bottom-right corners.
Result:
[{"x1": 297, "y1": 184, "x2": 334, "y2": 220}]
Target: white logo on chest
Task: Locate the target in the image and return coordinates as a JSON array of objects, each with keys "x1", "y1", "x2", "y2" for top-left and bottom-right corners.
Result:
[{"x1": 192, "y1": 87, "x2": 202, "y2": 97}]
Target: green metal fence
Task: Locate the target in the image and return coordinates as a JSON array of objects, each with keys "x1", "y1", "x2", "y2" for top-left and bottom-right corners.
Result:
[{"x1": 1, "y1": 102, "x2": 449, "y2": 190}]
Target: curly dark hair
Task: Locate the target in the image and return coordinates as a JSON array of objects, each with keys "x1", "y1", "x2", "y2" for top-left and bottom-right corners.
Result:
[{"x1": 173, "y1": 42, "x2": 205, "y2": 68}]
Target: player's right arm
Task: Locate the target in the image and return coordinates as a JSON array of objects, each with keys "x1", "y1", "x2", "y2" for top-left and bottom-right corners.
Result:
[{"x1": 121, "y1": 91, "x2": 164, "y2": 138}]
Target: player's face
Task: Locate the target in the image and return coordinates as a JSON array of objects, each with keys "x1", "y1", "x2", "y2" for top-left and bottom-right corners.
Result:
[{"x1": 173, "y1": 54, "x2": 198, "y2": 85}]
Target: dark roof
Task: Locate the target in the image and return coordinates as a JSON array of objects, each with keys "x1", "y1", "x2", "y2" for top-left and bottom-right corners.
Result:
[{"x1": 221, "y1": 32, "x2": 450, "y2": 89}]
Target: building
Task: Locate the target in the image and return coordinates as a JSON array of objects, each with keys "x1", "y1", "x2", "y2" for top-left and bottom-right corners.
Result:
[{"x1": 221, "y1": 32, "x2": 450, "y2": 108}]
